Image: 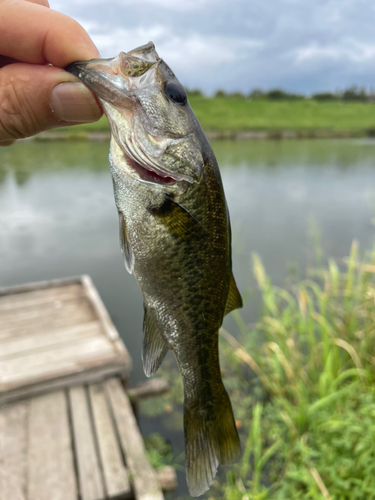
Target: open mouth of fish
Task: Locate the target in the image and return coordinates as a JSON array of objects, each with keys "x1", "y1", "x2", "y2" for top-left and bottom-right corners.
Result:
[
  {"x1": 117, "y1": 132, "x2": 191, "y2": 187},
  {"x1": 123, "y1": 153, "x2": 177, "y2": 186}
]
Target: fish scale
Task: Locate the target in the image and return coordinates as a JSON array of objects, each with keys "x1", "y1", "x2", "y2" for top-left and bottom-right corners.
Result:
[{"x1": 66, "y1": 41, "x2": 243, "y2": 497}]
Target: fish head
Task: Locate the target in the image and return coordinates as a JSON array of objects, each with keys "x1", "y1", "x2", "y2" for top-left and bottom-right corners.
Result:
[{"x1": 66, "y1": 42, "x2": 206, "y2": 192}]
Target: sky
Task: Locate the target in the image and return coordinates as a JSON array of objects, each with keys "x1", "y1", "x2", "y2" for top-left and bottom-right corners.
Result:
[{"x1": 51, "y1": 0, "x2": 375, "y2": 95}]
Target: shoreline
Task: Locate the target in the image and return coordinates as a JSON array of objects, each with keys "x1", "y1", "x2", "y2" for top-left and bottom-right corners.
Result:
[{"x1": 22, "y1": 128, "x2": 375, "y2": 143}]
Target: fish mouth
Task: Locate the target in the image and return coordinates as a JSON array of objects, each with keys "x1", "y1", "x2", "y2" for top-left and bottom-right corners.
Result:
[
  {"x1": 118, "y1": 135, "x2": 194, "y2": 187},
  {"x1": 65, "y1": 57, "x2": 136, "y2": 112},
  {"x1": 65, "y1": 42, "x2": 160, "y2": 112},
  {"x1": 124, "y1": 154, "x2": 177, "y2": 186}
]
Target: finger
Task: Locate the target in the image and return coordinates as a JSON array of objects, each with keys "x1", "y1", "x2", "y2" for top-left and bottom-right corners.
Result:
[
  {"x1": 0, "y1": 0, "x2": 99, "y2": 66},
  {"x1": 0, "y1": 56, "x2": 20, "y2": 68},
  {"x1": 0, "y1": 63, "x2": 102, "y2": 142},
  {"x1": 0, "y1": 139, "x2": 16, "y2": 146},
  {"x1": 23, "y1": 0, "x2": 49, "y2": 6}
]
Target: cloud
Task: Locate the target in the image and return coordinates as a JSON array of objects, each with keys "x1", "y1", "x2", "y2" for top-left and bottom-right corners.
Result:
[
  {"x1": 118, "y1": 0, "x2": 215, "y2": 11},
  {"x1": 294, "y1": 40, "x2": 375, "y2": 64},
  {"x1": 55, "y1": 0, "x2": 216, "y2": 12},
  {"x1": 51, "y1": 0, "x2": 375, "y2": 93},
  {"x1": 77, "y1": 20, "x2": 263, "y2": 72}
]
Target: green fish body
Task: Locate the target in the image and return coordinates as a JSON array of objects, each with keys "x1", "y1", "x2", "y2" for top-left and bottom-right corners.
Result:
[{"x1": 66, "y1": 42, "x2": 242, "y2": 497}]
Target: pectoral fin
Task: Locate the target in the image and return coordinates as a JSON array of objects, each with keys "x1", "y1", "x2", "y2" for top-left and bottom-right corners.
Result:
[
  {"x1": 142, "y1": 304, "x2": 168, "y2": 377},
  {"x1": 150, "y1": 196, "x2": 206, "y2": 239},
  {"x1": 119, "y1": 212, "x2": 134, "y2": 274},
  {"x1": 224, "y1": 273, "x2": 243, "y2": 316}
]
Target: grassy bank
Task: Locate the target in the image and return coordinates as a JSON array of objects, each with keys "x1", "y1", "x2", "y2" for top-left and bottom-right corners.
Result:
[
  {"x1": 141, "y1": 242, "x2": 375, "y2": 499},
  {"x1": 48, "y1": 98, "x2": 375, "y2": 140},
  {"x1": 190, "y1": 98, "x2": 375, "y2": 135},
  {"x1": 220, "y1": 242, "x2": 375, "y2": 499}
]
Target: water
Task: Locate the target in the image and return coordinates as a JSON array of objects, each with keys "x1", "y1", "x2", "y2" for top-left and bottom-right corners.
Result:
[{"x1": 1, "y1": 138, "x2": 375, "y2": 495}]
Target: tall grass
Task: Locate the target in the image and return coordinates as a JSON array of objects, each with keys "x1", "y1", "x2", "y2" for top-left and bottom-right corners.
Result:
[{"x1": 218, "y1": 241, "x2": 375, "y2": 499}]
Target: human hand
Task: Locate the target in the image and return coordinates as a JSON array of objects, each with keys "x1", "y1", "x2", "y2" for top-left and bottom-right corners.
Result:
[{"x1": 0, "y1": 0, "x2": 103, "y2": 145}]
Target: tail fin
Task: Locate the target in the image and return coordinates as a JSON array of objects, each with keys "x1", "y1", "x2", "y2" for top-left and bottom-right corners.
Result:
[{"x1": 184, "y1": 384, "x2": 241, "y2": 497}]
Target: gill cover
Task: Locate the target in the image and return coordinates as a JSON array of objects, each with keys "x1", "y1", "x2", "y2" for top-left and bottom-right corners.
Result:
[{"x1": 66, "y1": 42, "x2": 204, "y2": 185}]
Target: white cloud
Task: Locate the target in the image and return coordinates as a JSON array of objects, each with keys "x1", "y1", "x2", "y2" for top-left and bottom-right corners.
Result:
[
  {"x1": 122, "y1": 0, "x2": 215, "y2": 11},
  {"x1": 76, "y1": 20, "x2": 263, "y2": 73},
  {"x1": 51, "y1": 0, "x2": 375, "y2": 93},
  {"x1": 54, "y1": 0, "x2": 216, "y2": 12},
  {"x1": 294, "y1": 39, "x2": 375, "y2": 64}
]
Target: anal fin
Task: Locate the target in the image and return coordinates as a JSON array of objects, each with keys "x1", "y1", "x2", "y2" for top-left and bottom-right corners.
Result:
[
  {"x1": 119, "y1": 211, "x2": 134, "y2": 274},
  {"x1": 142, "y1": 304, "x2": 168, "y2": 377},
  {"x1": 224, "y1": 273, "x2": 243, "y2": 316}
]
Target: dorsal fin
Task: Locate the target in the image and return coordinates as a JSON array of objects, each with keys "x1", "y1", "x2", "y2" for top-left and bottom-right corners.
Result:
[
  {"x1": 142, "y1": 304, "x2": 169, "y2": 377},
  {"x1": 118, "y1": 212, "x2": 134, "y2": 274},
  {"x1": 224, "y1": 273, "x2": 243, "y2": 316}
]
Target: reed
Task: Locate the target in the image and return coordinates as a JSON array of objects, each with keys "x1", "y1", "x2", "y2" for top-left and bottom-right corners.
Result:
[{"x1": 218, "y1": 241, "x2": 375, "y2": 499}]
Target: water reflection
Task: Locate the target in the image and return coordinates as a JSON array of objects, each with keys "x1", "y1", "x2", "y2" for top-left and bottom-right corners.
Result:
[
  {"x1": 1, "y1": 138, "x2": 375, "y2": 496},
  {"x1": 1, "y1": 139, "x2": 375, "y2": 370}
]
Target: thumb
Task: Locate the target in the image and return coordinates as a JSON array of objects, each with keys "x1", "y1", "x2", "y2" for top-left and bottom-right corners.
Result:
[{"x1": 0, "y1": 63, "x2": 102, "y2": 144}]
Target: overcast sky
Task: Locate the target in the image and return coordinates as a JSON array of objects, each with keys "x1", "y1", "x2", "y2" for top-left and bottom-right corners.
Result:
[{"x1": 51, "y1": 0, "x2": 375, "y2": 95}]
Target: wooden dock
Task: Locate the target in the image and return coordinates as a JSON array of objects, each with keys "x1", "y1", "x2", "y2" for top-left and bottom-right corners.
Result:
[{"x1": 0, "y1": 276, "x2": 174, "y2": 500}]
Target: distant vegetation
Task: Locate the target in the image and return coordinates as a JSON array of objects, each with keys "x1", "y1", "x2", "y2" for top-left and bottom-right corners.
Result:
[
  {"x1": 186, "y1": 85, "x2": 375, "y2": 102},
  {"x1": 186, "y1": 97, "x2": 375, "y2": 137}
]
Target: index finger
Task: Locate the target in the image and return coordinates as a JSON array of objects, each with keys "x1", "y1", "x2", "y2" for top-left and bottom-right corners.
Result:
[{"x1": 0, "y1": 0, "x2": 100, "y2": 67}]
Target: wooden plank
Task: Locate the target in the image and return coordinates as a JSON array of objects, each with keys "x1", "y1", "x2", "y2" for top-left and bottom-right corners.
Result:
[
  {"x1": 0, "y1": 284, "x2": 84, "y2": 311},
  {"x1": 1, "y1": 350, "x2": 123, "y2": 391},
  {"x1": 27, "y1": 391, "x2": 77, "y2": 500},
  {"x1": 0, "y1": 277, "x2": 82, "y2": 297},
  {"x1": 156, "y1": 466, "x2": 178, "y2": 492},
  {"x1": 69, "y1": 385, "x2": 105, "y2": 500},
  {"x1": 0, "y1": 309, "x2": 96, "y2": 342},
  {"x1": 89, "y1": 383, "x2": 131, "y2": 499},
  {"x1": 105, "y1": 378, "x2": 164, "y2": 500},
  {"x1": 0, "y1": 364, "x2": 128, "y2": 405},
  {"x1": 0, "y1": 321, "x2": 102, "y2": 358},
  {"x1": 0, "y1": 401, "x2": 28, "y2": 500},
  {"x1": 81, "y1": 276, "x2": 131, "y2": 369},
  {"x1": 127, "y1": 378, "x2": 170, "y2": 402},
  {"x1": 0, "y1": 297, "x2": 95, "y2": 330},
  {"x1": 0, "y1": 275, "x2": 131, "y2": 404},
  {"x1": 81, "y1": 275, "x2": 120, "y2": 341},
  {"x1": 81, "y1": 276, "x2": 131, "y2": 371},
  {"x1": 0, "y1": 335, "x2": 114, "y2": 378},
  {"x1": 0, "y1": 296, "x2": 89, "y2": 322}
]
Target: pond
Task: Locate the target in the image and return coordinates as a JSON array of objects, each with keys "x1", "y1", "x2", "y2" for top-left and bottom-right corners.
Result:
[{"x1": 1, "y1": 138, "x2": 375, "y2": 495}]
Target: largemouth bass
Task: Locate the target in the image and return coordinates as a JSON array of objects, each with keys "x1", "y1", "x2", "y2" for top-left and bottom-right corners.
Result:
[{"x1": 66, "y1": 42, "x2": 242, "y2": 497}]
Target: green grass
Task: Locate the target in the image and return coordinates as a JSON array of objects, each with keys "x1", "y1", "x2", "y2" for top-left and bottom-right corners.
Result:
[
  {"x1": 189, "y1": 98, "x2": 375, "y2": 133},
  {"x1": 141, "y1": 242, "x2": 375, "y2": 499},
  {"x1": 218, "y1": 242, "x2": 375, "y2": 499},
  {"x1": 57, "y1": 98, "x2": 375, "y2": 137}
]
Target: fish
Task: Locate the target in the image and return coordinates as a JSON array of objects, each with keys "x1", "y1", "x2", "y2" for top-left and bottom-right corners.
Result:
[{"x1": 66, "y1": 42, "x2": 242, "y2": 497}]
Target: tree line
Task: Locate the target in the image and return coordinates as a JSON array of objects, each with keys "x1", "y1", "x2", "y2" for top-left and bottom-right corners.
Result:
[{"x1": 186, "y1": 85, "x2": 375, "y2": 102}]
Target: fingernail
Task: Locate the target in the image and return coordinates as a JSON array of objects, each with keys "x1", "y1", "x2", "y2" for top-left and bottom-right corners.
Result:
[{"x1": 50, "y1": 82, "x2": 102, "y2": 123}]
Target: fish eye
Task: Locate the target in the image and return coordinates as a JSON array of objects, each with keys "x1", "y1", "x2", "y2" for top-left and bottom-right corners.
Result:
[{"x1": 164, "y1": 81, "x2": 187, "y2": 105}]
